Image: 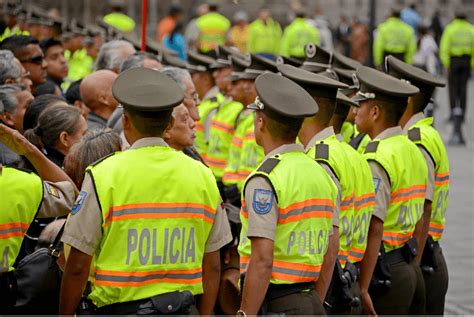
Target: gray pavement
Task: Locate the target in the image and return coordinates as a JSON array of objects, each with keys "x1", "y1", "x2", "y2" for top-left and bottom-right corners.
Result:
[{"x1": 432, "y1": 78, "x2": 474, "y2": 315}]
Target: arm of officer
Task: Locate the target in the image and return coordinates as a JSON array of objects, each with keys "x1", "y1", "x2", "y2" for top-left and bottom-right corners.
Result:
[
  {"x1": 240, "y1": 176, "x2": 278, "y2": 315},
  {"x1": 359, "y1": 161, "x2": 390, "y2": 316},
  {"x1": 199, "y1": 200, "x2": 233, "y2": 315},
  {"x1": 414, "y1": 147, "x2": 434, "y2": 263},
  {"x1": 60, "y1": 174, "x2": 103, "y2": 315},
  {"x1": 315, "y1": 165, "x2": 340, "y2": 301}
]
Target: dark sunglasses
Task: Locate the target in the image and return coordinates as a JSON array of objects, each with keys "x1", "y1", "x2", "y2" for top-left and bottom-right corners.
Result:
[{"x1": 20, "y1": 55, "x2": 44, "y2": 65}]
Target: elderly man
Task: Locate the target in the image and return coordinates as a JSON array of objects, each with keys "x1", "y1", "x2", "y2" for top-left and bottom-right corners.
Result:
[
  {"x1": 0, "y1": 50, "x2": 32, "y2": 90},
  {"x1": 95, "y1": 40, "x2": 136, "y2": 73},
  {"x1": 0, "y1": 84, "x2": 34, "y2": 165},
  {"x1": 0, "y1": 35, "x2": 48, "y2": 94},
  {"x1": 80, "y1": 70, "x2": 118, "y2": 130}
]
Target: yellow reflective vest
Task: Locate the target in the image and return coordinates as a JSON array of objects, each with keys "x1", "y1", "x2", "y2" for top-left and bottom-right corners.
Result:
[
  {"x1": 373, "y1": 17, "x2": 416, "y2": 66},
  {"x1": 364, "y1": 134, "x2": 428, "y2": 253},
  {"x1": 247, "y1": 18, "x2": 282, "y2": 56},
  {"x1": 407, "y1": 117, "x2": 450, "y2": 242},
  {"x1": 0, "y1": 167, "x2": 42, "y2": 273},
  {"x1": 239, "y1": 151, "x2": 337, "y2": 284},
  {"x1": 196, "y1": 12, "x2": 231, "y2": 53},
  {"x1": 195, "y1": 92, "x2": 225, "y2": 157},
  {"x1": 86, "y1": 145, "x2": 220, "y2": 307},
  {"x1": 280, "y1": 18, "x2": 320, "y2": 58},
  {"x1": 439, "y1": 18, "x2": 474, "y2": 68},
  {"x1": 103, "y1": 12, "x2": 136, "y2": 33}
]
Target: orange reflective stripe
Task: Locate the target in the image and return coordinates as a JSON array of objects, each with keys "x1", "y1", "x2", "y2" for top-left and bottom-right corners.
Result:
[
  {"x1": 239, "y1": 256, "x2": 321, "y2": 282},
  {"x1": 0, "y1": 222, "x2": 29, "y2": 239},
  {"x1": 241, "y1": 200, "x2": 248, "y2": 219},
  {"x1": 354, "y1": 193, "x2": 375, "y2": 211},
  {"x1": 383, "y1": 231, "x2": 413, "y2": 246},
  {"x1": 244, "y1": 132, "x2": 255, "y2": 140},
  {"x1": 104, "y1": 202, "x2": 216, "y2": 227},
  {"x1": 341, "y1": 194, "x2": 355, "y2": 211},
  {"x1": 435, "y1": 172, "x2": 450, "y2": 186},
  {"x1": 211, "y1": 119, "x2": 234, "y2": 134},
  {"x1": 348, "y1": 246, "x2": 365, "y2": 262},
  {"x1": 204, "y1": 156, "x2": 227, "y2": 168},
  {"x1": 95, "y1": 268, "x2": 202, "y2": 287},
  {"x1": 278, "y1": 198, "x2": 333, "y2": 224},
  {"x1": 390, "y1": 184, "x2": 426, "y2": 202},
  {"x1": 195, "y1": 123, "x2": 204, "y2": 132},
  {"x1": 428, "y1": 222, "x2": 444, "y2": 237},
  {"x1": 231, "y1": 135, "x2": 244, "y2": 148}
]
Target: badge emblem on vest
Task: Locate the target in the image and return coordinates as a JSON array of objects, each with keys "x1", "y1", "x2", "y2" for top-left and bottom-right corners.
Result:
[
  {"x1": 71, "y1": 191, "x2": 87, "y2": 215},
  {"x1": 253, "y1": 189, "x2": 273, "y2": 214}
]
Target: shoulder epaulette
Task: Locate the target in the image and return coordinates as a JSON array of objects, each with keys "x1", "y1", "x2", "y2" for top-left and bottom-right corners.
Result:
[
  {"x1": 408, "y1": 128, "x2": 421, "y2": 142},
  {"x1": 89, "y1": 152, "x2": 117, "y2": 167},
  {"x1": 364, "y1": 141, "x2": 379, "y2": 154},
  {"x1": 315, "y1": 142, "x2": 329, "y2": 160},
  {"x1": 257, "y1": 157, "x2": 280, "y2": 174}
]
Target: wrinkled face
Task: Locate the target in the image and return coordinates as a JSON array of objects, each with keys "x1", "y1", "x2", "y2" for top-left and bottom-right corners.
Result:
[
  {"x1": 19, "y1": 44, "x2": 47, "y2": 86},
  {"x1": 228, "y1": 79, "x2": 245, "y2": 104},
  {"x1": 354, "y1": 100, "x2": 373, "y2": 134},
  {"x1": 165, "y1": 105, "x2": 196, "y2": 151},
  {"x1": 13, "y1": 90, "x2": 34, "y2": 132},
  {"x1": 45, "y1": 44, "x2": 69, "y2": 81},
  {"x1": 182, "y1": 78, "x2": 200, "y2": 121},
  {"x1": 15, "y1": 59, "x2": 33, "y2": 92},
  {"x1": 213, "y1": 67, "x2": 232, "y2": 94}
]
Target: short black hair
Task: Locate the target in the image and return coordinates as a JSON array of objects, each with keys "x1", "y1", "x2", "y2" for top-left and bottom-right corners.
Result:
[
  {"x1": 411, "y1": 88, "x2": 434, "y2": 113},
  {"x1": 314, "y1": 97, "x2": 337, "y2": 126},
  {"x1": 39, "y1": 37, "x2": 63, "y2": 54},
  {"x1": 65, "y1": 79, "x2": 82, "y2": 104},
  {"x1": 169, "y1": 4, "x2": 183, "y2": 16},
  {"x1": 34, "y1": 81, "x2": 59, "y2": 97},
  {"x1": 0, "y1": 35, "x2": 38, "y2": 57},
  {"x1": 125, "y1": 108, "x2": 174, "y2": 137},
  {"x1": 264, "y1": 112, "x2": 303, "y2": 141},
  {"x1": 376, "y1": 99, "x2": 407, "y2": 125},
  {"x1": 23, "y1": 94, "x2": 66, "y2": 131}
]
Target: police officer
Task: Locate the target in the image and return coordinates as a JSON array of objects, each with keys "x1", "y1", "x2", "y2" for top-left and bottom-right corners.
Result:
[
  {"x1": 103, "y1": 0, "x2": 136, "y2": 34},
  {"x1": 187, "y1": 50, "x2": 224, "y2": 156},
  {"x1": 280, "y1": 10, "x2": 319, "y2": 59},
  {"x1": 279, "y1": 64, "x2": 355, "y2": 304},
  {"x1": 237, "y1": 72, "x2": 338, "y2": 315},
  {"x1": 196, "y1": 0, "x2": 231, "y2": 56},
  {"x1": 352, "y1": 66, "x2": 427, "y2": 315},
  {"x1": 300, "y1": 43, "x2": 333, "y2": 73},
  {"x1": 386, "y1": 55, "x2": 449, "y2": 314},
  {"x1": 439, "y1": 9, "x2": 473, "y2": 145},
  {"x1": 0, "y1": 123, "x2": 76, "y2": 314},
  {"x1": 373, "y1": 6, "x2": 416, "y2": 69},
  {"x1": 59, "y1": 68, "x2": 232, "y2": 315}
]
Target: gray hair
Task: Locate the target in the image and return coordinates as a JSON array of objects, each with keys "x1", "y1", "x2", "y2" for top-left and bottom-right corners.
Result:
[
  {"x1": 160, "y1": 66, "x2": 192, "y2": 91},
  {"x1": 0, "y1": 50, "x2": 21, "y2": 84},
  {"x1": 95, "y1": 40, "x2": 136, "y2": 71},
  {"x1": 0, "y1": 84, "x2": 25, "y2": 113},
  {"x1": 120, "y1": 52, "x2": 161, "y2": 73}
]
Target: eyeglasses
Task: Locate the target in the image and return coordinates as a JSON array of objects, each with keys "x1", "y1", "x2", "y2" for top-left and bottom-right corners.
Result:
[
  {"x1": 20, "y1": 55, "x2": 44, "y2": 65},
  {"x1": 184, "y1": 93, "x2": 200, "y2": 104}
]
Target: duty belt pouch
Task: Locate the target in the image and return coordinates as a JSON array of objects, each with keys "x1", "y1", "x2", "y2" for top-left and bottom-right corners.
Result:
[
  {"x1": 402, "y1": 237, "x2": 418, "y2": 262},
  {"x1": 137, "y1": 291, "x2": 195, "y2": 315},
  {"x1": 421, "y1": 236, "x2": 438, "y2": 271},
  {"x1": 370, "y1": 245, "x2": 391, "y2": 293}
]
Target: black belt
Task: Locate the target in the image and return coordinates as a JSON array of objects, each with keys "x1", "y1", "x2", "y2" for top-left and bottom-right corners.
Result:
[
  {"x1": 96, "y1": 298, "x2": 149, "y2": 315},
  {"x1": 265, "y1": 282, "x2": 314, "y2": 301}
]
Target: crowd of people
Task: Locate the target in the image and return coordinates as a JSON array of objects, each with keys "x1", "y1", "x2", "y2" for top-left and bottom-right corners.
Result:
[{"x1": 0, "y1": 0, "x2": 472, "y2": 315}]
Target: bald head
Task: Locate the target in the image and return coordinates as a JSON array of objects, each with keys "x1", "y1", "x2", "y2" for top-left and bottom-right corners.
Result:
[{"x1": 80, "y1": 70, "x2": 119, "y2": 119}]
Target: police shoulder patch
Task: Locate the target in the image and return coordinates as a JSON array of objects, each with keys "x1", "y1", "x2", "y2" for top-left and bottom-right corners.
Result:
[
  {"x1": 252, "y1": 189, "x2": 274, "y2": 215},
  {"x1": 71, "y1": 191, "x2": 88, "y2": 215},
  {"x1": 45, "y1": 183, "x2": 60, "y2": 198}
]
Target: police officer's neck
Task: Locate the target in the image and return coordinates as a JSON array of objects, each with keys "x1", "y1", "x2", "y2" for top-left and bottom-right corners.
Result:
[
  {"x1": 298, "y1": 120, "x2": 330, "y2": 148},
  {"x1": 399, "y1": 108, "x2": 416, "y2": 130},
  {"x1": 261, "y1": 137, "x2": 295, "y2": 155},
  {"x1": 368, "y1": 122, "x2": 398, "y2": 139}
]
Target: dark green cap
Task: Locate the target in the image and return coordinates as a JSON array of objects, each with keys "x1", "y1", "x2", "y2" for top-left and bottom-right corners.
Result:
[
  {"x1": 316, "y1": 69, "x2": 339, "y2": 81},
  {"x1": 230, "y1": 55, "x2": 251, "y2": 81},
  {"x1": 112, "y1": 68, "x2": 184, "y2": 112},
  {"x1": 276, "y1": 55, "x2": 303, "y2": 67},
  {"x1": 332, "y1": 52, "x2": 362, "y2": 70},
  {"x1": 336, "y1": 91, "x2": 359, "y2": 109},
  {"x1": 210, "y1": 45, "x2": 245, "y2": 69},
  {"x1": 248, "y1": 72, "x2": 318, "y2": 118},
  {"x1": 237, "y1": 53, "x2": 277, "y2": 80},
  {"x1": 187, "y1": 50, "x2": 215, "y2": 73},
  {"x1": 333, "y1": 68, "x2": 359, "y2": 95},
  {"x1": 279, "y1": 64, "x2": 348, "y2": 100},
  {"x1": 385, "y1": 55, "x2": 445, "y2": 89},
  {"x1": 300, "y1": 43, "x2": 332, "y2": 73},
  {"x1": 353, "y1": 66, "x2": 419, "y2": 103}
]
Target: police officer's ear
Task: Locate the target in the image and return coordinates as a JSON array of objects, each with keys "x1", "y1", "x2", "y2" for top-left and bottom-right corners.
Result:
[
  {"x1": 254, "y1": 111, "x2": 265, "y2": 133},
  {"x1": 369, "y1": 103, "x2": 381, "y2": 122}
]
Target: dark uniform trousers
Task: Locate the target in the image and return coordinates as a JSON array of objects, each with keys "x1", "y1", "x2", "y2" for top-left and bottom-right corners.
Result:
[
  {"x1": 448, "y1": 55, "x2": 471, "y2": 121},
  {"x1": 423, "y1": 246, "x2": 449, "y2": 315},
  {"x1": 371, "y1": 258, "x2": 426, "y2": 315},
  {"x1": 264, "y1": 289, "x2": 325, "y2": 315}
]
